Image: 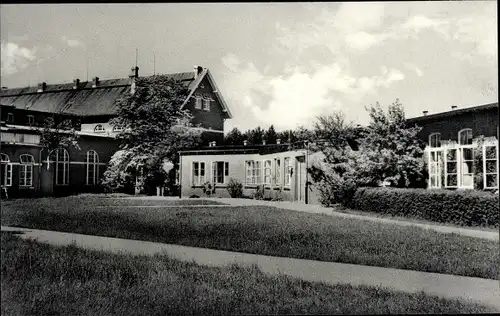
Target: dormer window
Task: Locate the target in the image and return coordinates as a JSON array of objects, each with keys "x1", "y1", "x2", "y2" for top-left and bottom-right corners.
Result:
[
  {"x1": 94, "y1": 124, "x2": 105, "y2": 133},
  {"x1": 112, "y1": 125, "x2": 123, "y2": 133},
  {"x1": 194, "y1": 94, "x2": 202, "y2": 109},
  {"x1": 27, "y1": 115, "x2": 35, "y2": 126},
  {"x1": 6, "y1": 113, "x2": 14, "y2": 123},
  {"x1": 202, "y1": 97, "x2": 211, "y2": 111}
]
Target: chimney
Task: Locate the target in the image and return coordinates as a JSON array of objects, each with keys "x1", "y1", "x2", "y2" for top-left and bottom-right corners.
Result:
[
  {"x1": 422, "y1": 110, "x2": 428, "y2": 116},
  {"x1": 37, "y1": 82, "x2": 46, "y2": 93},
  {"x1": 92, "y1": 77, "x2": 99, "y2": 88},
  {"x1": 193, "y1": 65, "x2": 203, "y2": 80},
  {"x1": 243, "y1": 140, "x2": 248, "y2": 146},
  {"x1": 451, "y1": 105, "x2": 458, "y2": 110},
  {"x1": 1, "y1": 86, "x2": 7, "y2": 90},
  {"x1": 129, "y1": 66, "x2": 139, "y2": 95},
  {"x1": 277, "y1": 138, "x2": 281, "y2": 144},
  {"x1": 262, "y1": 140, "x2": 266, "y2": 145},
  {"x1": 73, "y1": 78, "x2": 80, "y2": 89},
  {"x1": 212, "y1": 141, "x2": 216, "y2": 147}
]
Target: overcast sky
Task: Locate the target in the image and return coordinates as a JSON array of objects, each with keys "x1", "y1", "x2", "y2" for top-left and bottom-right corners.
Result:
[{"x1": 1, "y1": 2, "x2": 497, "y2": 132}]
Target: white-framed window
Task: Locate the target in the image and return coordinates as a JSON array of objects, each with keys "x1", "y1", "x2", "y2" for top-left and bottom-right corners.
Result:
[
  {"x1": 460, "y1": 146, "x2": 474, "y2": 188},
  {"x1": 212, "y1": 161, "x2": 229, "y2": 185},
  {"x1": 428, "y1": 150, "x2": 443, "y2": 189},
  {"x1": 94, "y1": 124, "x2": 105, "y2": 133},
  {"x1": 55, "y1": 148, "x2": 69, "y2": 185},
  {"x1": 112, "y1": 125, "x2": 123, "y2": 132},
  {"x1": 202, "y1": 97, "x2": 211, "y2": 111},
  {"x1": 429, "y1": 133, "x2": 441, "y2": 148},
  {"x1": 444, "y1": 148, "x2": 458, "y2": 188},
  {"x1": 27, "y1": 115, "x2": 35, "y2": 126},
  {"x1": 245, "y1": 160, "x2": 262, "y2": 185},
  {"x1": 192, "y1": 161, "x2": 205, "y2": 185},
  {"x1": 274, "y1": 158, "x2": 281, "y2": 185},
  {"x1": 1, "y1": 153, "x2": 12, "y2": 187},
  {"x1": 483, "y1": 141, "x2": 498, "y2": 189},
  {"x1": 264, "y1": 160, "x2": 272, "y2": 186},
  {"x1": 86, "y1": 150, "x2": 99, "y2": 185},
  {"x1": 194, "y1": 94, "x2": 202, "y2": 109},
  {"x1": 6, "y1": 113, "x2": 14, "y2": 123},
  {"x1": 284, "y1": 157, "x2": 292, "y2": 186},
  {"x1": 19, "y1": 154, "x2": 35, "y2": 187},
  {"x1": 458, "y1": 128, "x2": 473, "y2": 145}
]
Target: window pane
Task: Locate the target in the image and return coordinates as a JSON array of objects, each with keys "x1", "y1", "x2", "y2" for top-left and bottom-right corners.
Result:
[
  {"x1": 462, "y1": 148, "x2": 474, "y2": 161},
  {"x1": 486, "y1": 174, "x2": 498, "y2": 188},
  {"x1": 486, "y1": 161, "x2": 497, "y2": 173},
  {"x1": 447, "y1": 175, "x2": 458, "y2": 186},
  {"x1": 447, "y1": 149, "x2": 457, "y2": 161},
  {"x1": 461, "y1": 174, "x2": 473, "y2": 187},
  {"x1": 485, "y1": 146, "x2": 497, "y2": 159},
  {"x1": 224, "y1": 162, "x2": 229, "y2": 177},
  {"x1": 446, "y1": 162, "x2": 457, "y2": 174}
]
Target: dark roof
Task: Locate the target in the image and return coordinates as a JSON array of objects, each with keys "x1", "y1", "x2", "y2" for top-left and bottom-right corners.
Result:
[
  {"x1": 0, "y1": 72, "x2": 195, "y2": 117},
  {"x1": 180, "y1": 143, "x2": 306, "y2": 156},
  {"x1": 407, "y1": 102, "x2": 498, "y2": 123}
]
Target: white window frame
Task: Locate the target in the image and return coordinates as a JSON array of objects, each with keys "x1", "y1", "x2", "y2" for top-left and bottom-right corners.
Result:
[
  {"x1": 212, "y1": 161, "x2": 229, "y2": 185},
  {"x1": 55, "y1": 148, "x2": 70, "y2": 186},
  {"x1": 284, "y1": 157, "x2": 292, "y2": 187},
  {"x1": 264, "y1": 160, "x2": 272, "y2": 186},
  {"x1": 202, "y1": 97, "x2": 211, "y2": 111},
  {"x1": 428, "y1": 149, "x2": 443, "y2": 189},
  {"x1": 19, "y1": 154, "x2": 35, "y2": 187},
  {"x1": 1, "y1": 153, "x2": 12, "y2": 187},
  {"x1": 192, "y1": 161, "x2": 206, "y2": 185},
  {"x1": 458, "y1": 128, "x2": 473, "y2": 146},
  {"x1": 444, "y1": 146, "x2": 458, "y2": 188},
  {"x1": 274, "y1": 158, "x2": 281, "y2": 186},
  {"x1": 483, "y1": 140, "x2": 499, "y2": 190},
  {"x1": 86, "y1": 150, "x2": 99, "y2": 185},
  {"x1": 194, "y1": 94, "x2": 202, "y2": 109},
  {"x1": 112, "y1": 125, "x2": 123, "y2": 132},
  {"x1": 94, "y1": 124, "x2": 106, "y2": 133},
  {"x1": 245, "y1": 160, "x2": 262, "y2": 185},
  {"x1": 27, "y1": 115, "x2": 35, "y2": 126}
]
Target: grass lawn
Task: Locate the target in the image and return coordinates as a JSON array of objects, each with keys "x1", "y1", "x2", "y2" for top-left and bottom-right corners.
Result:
[
  {"x1": 2, "y1": 196, "x2": 498, "y2": 279},
  {"x1": 1, "y1": 233, "x2": 494, "y2": 315}
]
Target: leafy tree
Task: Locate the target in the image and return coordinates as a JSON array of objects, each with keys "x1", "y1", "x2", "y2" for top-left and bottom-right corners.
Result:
[
  {"x1": 264, "y1": 125, "x2": 278, "y2": 144},
  {"x1": 102, "y1": 75, "x2": 202, "y2": 194},
  {"x1": 224, "y1": 127, "x2": 244, "y2": 145},
  {"x1": 246, "y1": 126, "x2": 265, "y2": 145},
  {"x1": 40, "y1": 116, "x2": 80, "y2": 152},
  {"x1": 358, "y1": 99, "x2": 426, "y2": 188}
]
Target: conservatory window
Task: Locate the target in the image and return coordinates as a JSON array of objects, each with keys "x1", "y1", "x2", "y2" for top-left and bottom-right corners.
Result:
[
  {"x1": 55, "y1": 148, "x2": 70, "y2": 185},
  {"x1": 429, "y1": 133, "x2": 441, "y2": 148},
  {"x1": 428, "y1": 150, "x2": 442, "y2": 188},
  {"x1": 264, "y1": 160, "x2": 272, "y2": 185},
  {"x1": 483, "y1": 142, "x2": 499, "y2": 189},
  {"x1": 245, "y1": 160, "x2": 261, "y2": 185},
  {"x1": 86, "y1": 150, "x2": 99, "y2": 185},
  {"x1": 1, "y1": 153, "x2": 12, "y2": 187},
  {"x1": 444, "y1": 148, "x2": 458, "y2": 188},
  {"x1": 458, "y1": 128, "x2": 473, "y2": 145}
]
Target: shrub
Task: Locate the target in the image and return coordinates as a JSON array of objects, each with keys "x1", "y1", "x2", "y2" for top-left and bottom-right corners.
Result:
[
  {"x1": 202, "y1": 182, "x2": 214, "y2": 197},
  {"x1": 347, "y1": 187, "x2": 499, "y2": 227},
  {"x1": 226, "y1": 178, "x2": 243, "y2": 198},
  {"x1": 253, "y1": 185, "x2": 265, "y2": 200}
]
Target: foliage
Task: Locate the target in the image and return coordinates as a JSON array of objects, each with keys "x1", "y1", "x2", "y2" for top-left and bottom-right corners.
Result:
[
  {"x1": 348, "y1": 187, "x2": 499, "y2": 227},
  {"x1": 103, "y1": 75, "x2": 202, "y2": 193},
  {"x1": 264, "y1": 125, "x2": 278, "y2": 144},
  {"x1": 40, "y1": 116, "x2": 80, "y2": 151},
  {"x1": 202, "y1": 181, "x2": 214, "y2": 197},
  {"x1": 358, "y1": 99, "x2": 426, "y2": 188},
  {"x1": 271, "y1": 187, "x2": 284, "y2": 201},
  {"x1": 226, "y1": 178, "x2": 243, "y2": 198},
  {"x1": 224, "y1": 127, "x2": 245, "y2": 146},
  {"x1": 473, "y1": 136, "x2": 485, "y2": 190},
  {"x1": 253, "y1": 184, "x2": 265, "y2": 200}
]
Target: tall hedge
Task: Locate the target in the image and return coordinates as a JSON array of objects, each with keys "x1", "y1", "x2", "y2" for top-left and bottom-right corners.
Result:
[{"x1": 347, "y1": 187, "x2": 499, "y2": 227}]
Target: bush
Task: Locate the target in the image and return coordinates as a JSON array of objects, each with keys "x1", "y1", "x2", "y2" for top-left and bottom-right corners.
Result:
[
  {"x1": 253, "y1": 184, "x2": 265, "y2": 200},
  {"x1": 202, "y1": 182, "x2": 214, "y2": 197},
  {"x1": 226, "y1": 178, "x2": 243, "y2": 198},
  {"x1": 347, "y1": 187, "x2": 499, "y2": 227}
]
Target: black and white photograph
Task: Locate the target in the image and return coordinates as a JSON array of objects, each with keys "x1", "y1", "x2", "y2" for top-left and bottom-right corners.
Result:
[{"x1": 1, "y1": 1, "x2": 498, "y2": 314}]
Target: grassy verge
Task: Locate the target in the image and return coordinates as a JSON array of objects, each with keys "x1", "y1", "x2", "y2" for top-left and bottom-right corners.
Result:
[
  {"x1": 1, "y1": 233, "x2": 494, "y2": 315},
  {"x1": 2, "y1": 197, "x2": 498, "y2": 279}
]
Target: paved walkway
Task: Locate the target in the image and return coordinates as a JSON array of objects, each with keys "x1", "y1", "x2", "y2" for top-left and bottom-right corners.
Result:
[
  {"x1": 2, "y1": 226, "x2": 499, "y2": 310},
  {"x1": 115, "y1": 196, "x2": 499, "y2": 241}
]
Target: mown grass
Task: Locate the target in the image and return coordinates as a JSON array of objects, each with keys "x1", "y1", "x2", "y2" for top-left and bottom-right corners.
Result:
[
  {"x1": 1, "y1": 233, "x2": 495, "y2": 315},
  {"x1": 1, "y1": 197, "x2": 498, "y2": 279}
]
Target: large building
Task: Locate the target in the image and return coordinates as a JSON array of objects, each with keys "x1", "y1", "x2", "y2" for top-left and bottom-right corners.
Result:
[
  {"x1": 1, "y1": 66, "x2": 232, "y2": 198},
  {"x1": 407, "y1": 102, "x2": 499, "y2": 190}
]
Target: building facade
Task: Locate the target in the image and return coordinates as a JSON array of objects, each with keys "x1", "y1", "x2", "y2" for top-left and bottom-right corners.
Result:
[
  {"x1": 407, "y1": 103, "x2": 499, "y2": 190},
  {"x1": 179, "y1": 144, "x2": 322, "y2": 204},
  {"x1": 1, "y1": 65, "x2": 232, "y2": 197}
]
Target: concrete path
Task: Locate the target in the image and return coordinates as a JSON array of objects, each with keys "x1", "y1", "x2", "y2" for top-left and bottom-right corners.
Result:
[
  {"x1": 114, "y1": 196, "x2": 499, "y2": 241},
  {"x1": 2, "y1": 225, "x2": 499, "y2": 310}
]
